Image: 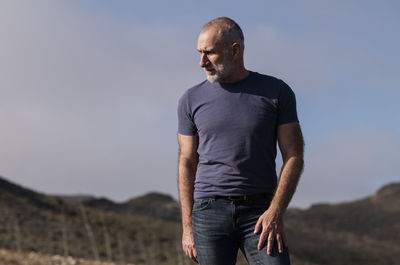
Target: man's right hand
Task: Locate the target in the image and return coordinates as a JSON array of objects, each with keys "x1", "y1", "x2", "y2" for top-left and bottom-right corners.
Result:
[
  {"x1": 182, "y1": 229, "x2": 198, "y2": 263},
  {"x1": 178, "y1": 134, "x2": 199, "y2": 263}
]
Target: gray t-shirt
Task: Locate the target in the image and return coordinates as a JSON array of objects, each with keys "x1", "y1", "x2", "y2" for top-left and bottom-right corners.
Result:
[{"x1": 178, "y1": 71, "x2": 299, "y2": 199}]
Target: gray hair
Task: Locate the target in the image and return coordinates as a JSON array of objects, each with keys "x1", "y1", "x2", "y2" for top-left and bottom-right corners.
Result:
[{"x1": 202, "y1": 17, "x2": 245, "y2": 51}]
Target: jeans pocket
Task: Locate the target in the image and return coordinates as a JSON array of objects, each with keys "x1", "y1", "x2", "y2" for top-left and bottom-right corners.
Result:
[{"x1": 192, "y1": 198, "x2": 212, "y2": 212}]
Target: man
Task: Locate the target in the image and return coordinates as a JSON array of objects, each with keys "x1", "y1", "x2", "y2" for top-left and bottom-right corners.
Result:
[{"x1": 177, "y1": 17, "x2": 304, "y2": 265}]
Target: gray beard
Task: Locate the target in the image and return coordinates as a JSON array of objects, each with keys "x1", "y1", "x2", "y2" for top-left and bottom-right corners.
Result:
[
  {"x1": 206, "y1": 74, "x2": 222, "y2": 83},
  {"x1": 206, "y1": 59, "x2": 233, "y2": 83}
]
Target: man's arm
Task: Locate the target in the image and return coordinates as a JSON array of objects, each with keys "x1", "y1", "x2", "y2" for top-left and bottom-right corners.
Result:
[
  {"x1": 177, "y1": 133, "x2": 199, "y2": 263},
  {"x1": 254, "y1": 122, "x2": 304, "y2": 255}
]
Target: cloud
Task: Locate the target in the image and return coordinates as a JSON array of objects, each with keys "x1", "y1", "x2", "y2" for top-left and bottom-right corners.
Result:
[
  {"x1": 291, "y1": 129, "x2": 400, "y2": 208},
  {"x1": 0, "y1": 1, "x2": 399, "y2": 209},
  {"x1": 0, "y1": 1, "x2": 200, "y2": 200},
  {"x1": 245, "y1": 26, "x2": 328, "y2": 96}
]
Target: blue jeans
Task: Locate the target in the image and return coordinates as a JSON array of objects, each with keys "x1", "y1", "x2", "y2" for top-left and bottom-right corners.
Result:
[{"x1": 192, "y1": 197, "x2": 291, "y2": 265}]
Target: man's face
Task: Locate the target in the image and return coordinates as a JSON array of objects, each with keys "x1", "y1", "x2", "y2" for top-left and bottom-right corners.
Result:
[{"x1": 197, "y1": 27, "x2": 234, "y2": 83}]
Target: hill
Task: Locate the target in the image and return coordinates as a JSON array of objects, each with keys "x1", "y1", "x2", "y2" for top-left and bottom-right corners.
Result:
[
  {"x1": 285, "y1": 182, "x2": 400, "y2": 265},
  {"x1": 0, "y1": 176, "x2": 185, "y2": 265},
  {"x1": 69, "y1": 192, "x2": 181, "y2": 222},
  {"x1": 0, "y1": 175, "x2": 399, "y2": 265}
]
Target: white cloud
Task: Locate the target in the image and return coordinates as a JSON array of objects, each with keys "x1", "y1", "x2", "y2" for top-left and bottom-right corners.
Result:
[
  {"x1": 0, "y1": 1, "x2": 399, "y2": 208},
  {"x1": 0, "y1": 0, "x2": 200, "y2": 201},
  {"x1": 291, "y1": 129, "x2": 400, "y2": 208},
  {"x1": 245, "y1": 26, "x2": 328, "y2": 96}
]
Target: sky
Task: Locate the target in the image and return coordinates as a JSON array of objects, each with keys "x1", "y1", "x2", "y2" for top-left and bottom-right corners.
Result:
[{"x1": 0, "y1": 0, "x2": 399, "y2": 208}]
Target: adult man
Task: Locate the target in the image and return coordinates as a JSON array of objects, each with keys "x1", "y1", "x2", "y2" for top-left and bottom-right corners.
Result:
[{"x1": 177, "y1": 17, "x2": 304, "y2": 265}]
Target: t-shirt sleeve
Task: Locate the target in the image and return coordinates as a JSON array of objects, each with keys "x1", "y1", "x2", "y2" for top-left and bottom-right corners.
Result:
[
  {"x1": 177, "y1": 90, "x2": 198, "y2": 135},
  {"x1": 277, "y1": 81, "x2": 299, "y2": 125}
]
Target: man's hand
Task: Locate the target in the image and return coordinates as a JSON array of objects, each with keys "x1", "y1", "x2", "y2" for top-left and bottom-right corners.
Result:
[
  {"x1": 252, "y1": 122, "x2": 303, "y2": 255},
  {"x1": 178, "y1": 134, "x2": 199, "y2": 263},
  {"x1": 254, "y1": 209, "x2": 287, "y2": 255},
  {"x1": 182, "y1": 229, "x2": 198, "y2": 263}
]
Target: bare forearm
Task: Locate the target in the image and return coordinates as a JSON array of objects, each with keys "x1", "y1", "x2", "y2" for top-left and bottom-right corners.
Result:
[
  {"x1": 269, "y1": 155, "x2": 304, "y2": 217},
  {"x1": 255, "y1": 121, "x2": 304, "y2": 253},
  {"x1": 178, "y1": 156, "x2": 198, "y2": 230}
]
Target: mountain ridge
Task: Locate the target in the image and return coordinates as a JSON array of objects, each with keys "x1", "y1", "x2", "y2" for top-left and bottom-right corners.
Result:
[{"x1": 0, "y1": 175, "x2": 399, "y2": 265}]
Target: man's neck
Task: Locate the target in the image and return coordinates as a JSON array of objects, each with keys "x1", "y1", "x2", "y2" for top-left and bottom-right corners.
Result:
[{"x1": 221, "y1": 68, "x2": 249, "y2": 83}]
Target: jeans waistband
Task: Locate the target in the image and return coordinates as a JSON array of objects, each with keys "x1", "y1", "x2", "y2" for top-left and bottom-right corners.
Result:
[{"x1": 213, "y1": 193, "x2": 273, "y2": 201}]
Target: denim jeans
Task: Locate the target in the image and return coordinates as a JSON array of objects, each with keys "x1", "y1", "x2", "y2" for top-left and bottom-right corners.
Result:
[{"x1": 192, "y1": 197, "x2": 291, "y2": 265}]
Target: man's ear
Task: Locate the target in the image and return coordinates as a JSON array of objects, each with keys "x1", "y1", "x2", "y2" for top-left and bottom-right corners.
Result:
[{"x1": 231, "y1": 42, "x2": 241, "y2": 58}]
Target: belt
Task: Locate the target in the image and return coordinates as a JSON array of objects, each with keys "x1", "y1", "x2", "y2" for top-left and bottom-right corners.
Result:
[{"x1": 214, "y1": 193, "x2": 273, "y2": 201}]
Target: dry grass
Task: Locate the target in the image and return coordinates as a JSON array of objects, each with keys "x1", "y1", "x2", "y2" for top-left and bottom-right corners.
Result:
[{"x1": 0, "y1": 248, "x2": 135, "y2": 265}]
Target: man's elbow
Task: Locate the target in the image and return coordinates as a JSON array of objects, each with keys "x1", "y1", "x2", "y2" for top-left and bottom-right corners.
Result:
[
  {"x1": 179, "y1": 154, "x2": 198, "y2": 166},
  {"x1": 282, "y1": 147, "x2": 303, "y2": 163},
  {"x1": 286, "y1": 154, "x2": 303, "y2": 166}
]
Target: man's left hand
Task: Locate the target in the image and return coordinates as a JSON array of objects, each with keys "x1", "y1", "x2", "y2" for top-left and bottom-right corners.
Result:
[{"x1": 254, "y1": 209, "x2": 287, "y2": 255}]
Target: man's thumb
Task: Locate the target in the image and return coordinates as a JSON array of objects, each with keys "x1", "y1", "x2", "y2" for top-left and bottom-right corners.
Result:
[{"x1": 254, "y1": 218, "x2": 262, "y2": 234}]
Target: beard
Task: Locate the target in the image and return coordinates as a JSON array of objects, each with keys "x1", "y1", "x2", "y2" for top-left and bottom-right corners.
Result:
[{"x1": 205, "y1": 58, "x2": 233, "y2": 83}]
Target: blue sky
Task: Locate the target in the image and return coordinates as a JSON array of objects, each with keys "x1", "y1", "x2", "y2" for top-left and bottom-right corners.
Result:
[{"x1": 0, "y1": 0, "x2": 399, "y2": 208}]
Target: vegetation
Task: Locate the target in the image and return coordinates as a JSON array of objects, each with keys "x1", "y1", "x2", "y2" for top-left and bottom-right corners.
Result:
[{"x1": 0, "y1": 176, "x2": 399, "y2": 265}]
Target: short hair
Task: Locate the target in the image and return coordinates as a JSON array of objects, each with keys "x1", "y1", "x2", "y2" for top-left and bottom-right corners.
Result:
[{"x1": 202, "y1": 17, "x2": 245, "y2": 51}]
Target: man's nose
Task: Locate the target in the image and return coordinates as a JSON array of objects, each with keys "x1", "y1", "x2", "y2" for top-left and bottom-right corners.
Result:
[{"x1": 199, "y1": 54, "x2": 209, "y2": 68}]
